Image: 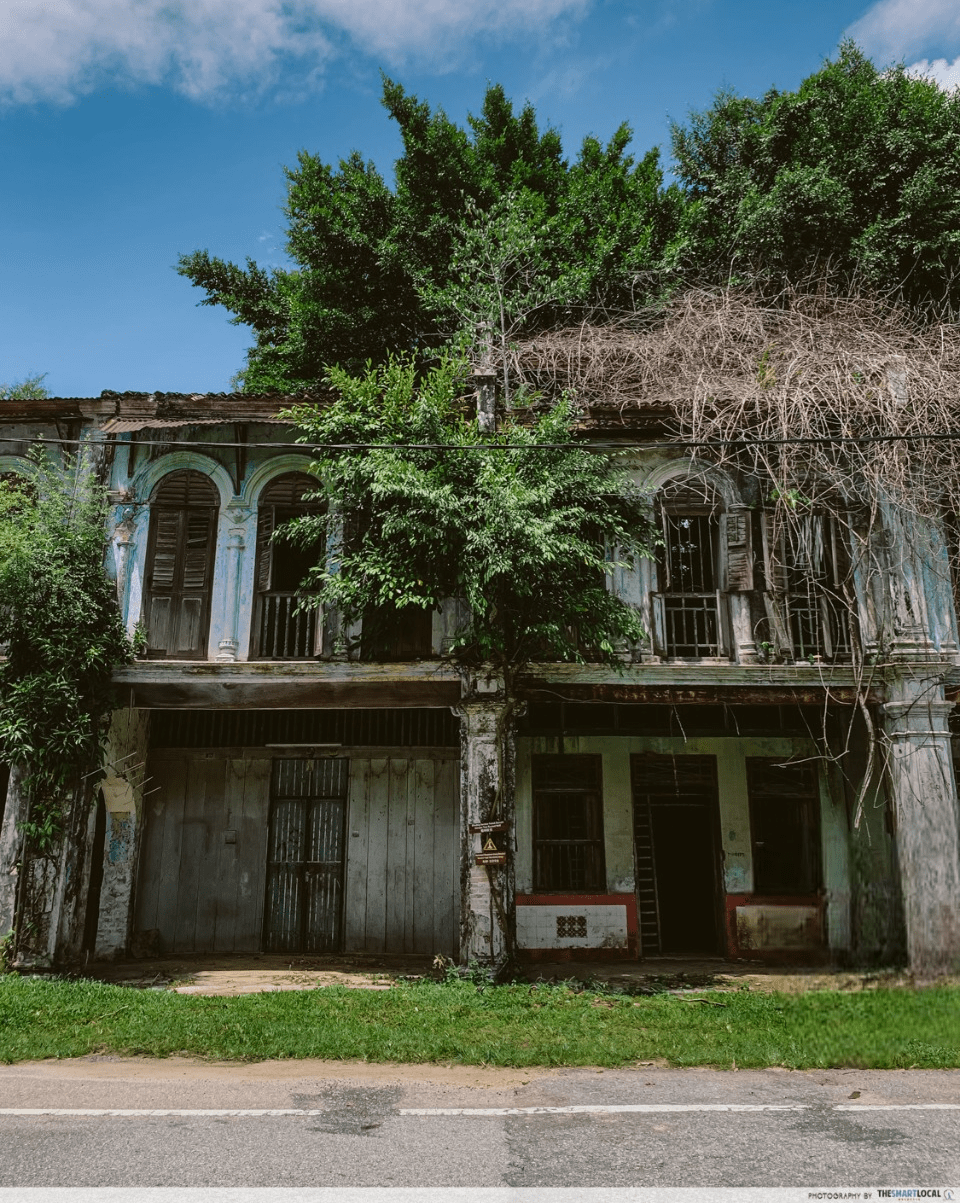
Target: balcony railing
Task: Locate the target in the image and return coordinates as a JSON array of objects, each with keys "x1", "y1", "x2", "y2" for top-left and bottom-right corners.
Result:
[
  {"x1": 653, "y1": 593, "x2": 722, "y2": 658},
  {"x1": 256, "y1": 592, "x2": 318, "y2": 660}
]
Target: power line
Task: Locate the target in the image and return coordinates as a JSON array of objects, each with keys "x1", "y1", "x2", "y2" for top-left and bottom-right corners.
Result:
[{"x1": 7, "y1": 431, "x2": 960, "y2": 452}]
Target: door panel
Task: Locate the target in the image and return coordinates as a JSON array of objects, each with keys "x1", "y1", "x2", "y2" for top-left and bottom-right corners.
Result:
[
  {"x1": 343, "y1": 757, "x2": 459, "y2": 956},
  {"x1": 136, "y1": 753, "x2": 271, "y2": 954}
]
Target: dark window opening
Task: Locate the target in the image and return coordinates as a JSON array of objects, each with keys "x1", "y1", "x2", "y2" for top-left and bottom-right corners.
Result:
[
  {"x1": 143, "y1": 470, "x2": 219, "y2": 659},
  {"x1": 532, "y1": 755, "x2": 605, "y2": 892},
  {"x1": 254, "y1": 473, "x2": 324, "y2": 660},
  {"x1": 747, "y1": 758, "x2": 822, "y2": 894},
  {"x1": 360, "y1": 604, "x2": 434, "y2": 662}
]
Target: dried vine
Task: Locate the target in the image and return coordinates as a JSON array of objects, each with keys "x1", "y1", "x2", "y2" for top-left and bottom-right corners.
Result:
[{"x1": 511, "y1": 286, "x2": 960, "y2": 814}]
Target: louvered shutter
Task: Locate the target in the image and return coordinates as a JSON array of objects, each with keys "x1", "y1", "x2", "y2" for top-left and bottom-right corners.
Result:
[
  {"x1": 144, "y1": 472, "x2": 219, "y2": 659},
  {"x1": 723, "y1": 511, "x2": 754, "y2": 592},
  {"x1": 256, "y1": 505, "x2": 276, "y2": 594}
]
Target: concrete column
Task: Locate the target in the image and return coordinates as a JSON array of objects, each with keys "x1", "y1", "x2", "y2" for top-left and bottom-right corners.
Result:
[
  {"x1": 0, "y1": 765, "x2": 25, "y2": 939},
  {"x1": 94, "y1": 708, "x2": 151, "y2": 959},
  {"x1": 457, "y1": 673, "x2": 516, "y2": 966},
  {"x1": 881, "y1": 677, "x2": 960, "y2": 975}
]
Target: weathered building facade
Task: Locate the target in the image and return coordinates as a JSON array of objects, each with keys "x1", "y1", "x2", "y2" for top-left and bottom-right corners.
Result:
[{"x1": 1, "y1": 383, "x2": 958, "y2": 974}]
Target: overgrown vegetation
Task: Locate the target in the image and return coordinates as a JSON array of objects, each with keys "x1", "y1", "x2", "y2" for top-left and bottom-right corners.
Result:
[
  {"x1": 0, "y1": 449, "x2": 131, "y2": 850},
  {"x1": 0, "y1": 374, "x2": 48, "y2": 401},
  {"x1": 179, "y1": 45, "x2": 960, "y2": 392},
  {"x1": 1, "y1": 974, "x2": 958, "y2": 1068},
  {"x1": 283, "y1": 354, "x2": 654, "y2": 672}
]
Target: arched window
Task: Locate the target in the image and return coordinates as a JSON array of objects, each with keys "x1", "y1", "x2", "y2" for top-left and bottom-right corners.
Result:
[
  {"x1": 253, "y1": 473, "x2": 323, "y2": 659},
  {"x1": 142, "y1": 470, "x2": 219, "y2": 659},
  {"x1": 653, "y1": 480, "x2": 726, "y2": 658}
]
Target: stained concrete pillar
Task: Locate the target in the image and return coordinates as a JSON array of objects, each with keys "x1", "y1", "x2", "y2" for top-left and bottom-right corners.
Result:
[
  {"x1": 0, "y1": 765, "x2": 25, "y2": 940},
  {"x1": 882, "y1": 677, "x2": 960, "y2": 975},
  {"x1": 94, "y1": 708, "x2": 151, "y2": 959},
  {"x1": 457, "y1": 673, "x2": 515, "y2": 966}
]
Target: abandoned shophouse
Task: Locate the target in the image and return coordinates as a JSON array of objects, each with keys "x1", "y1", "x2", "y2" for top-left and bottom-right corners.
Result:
[{"x1": 1, "y1": 342, "x2": 960, "y2": 975}]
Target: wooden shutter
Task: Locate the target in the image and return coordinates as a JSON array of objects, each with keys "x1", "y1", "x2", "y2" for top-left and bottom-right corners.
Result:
[
  {"x1": 723, "y1": 510, "x2": 754, "y2": 592},
  {"x1": 760, "y1": 513, "x2": 792, "y2": 655},
  {"x1": 144, "y1": 471, "x2": 219, "y2": 659},
  {"x1": 256, "y1": 505, "x2": 276, "y2": 594}
]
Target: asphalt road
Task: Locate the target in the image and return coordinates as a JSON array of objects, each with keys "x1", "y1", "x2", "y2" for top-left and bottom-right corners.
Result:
[{"x1": 0, "y1": 1057, "x2": 957, "y2": 1194}]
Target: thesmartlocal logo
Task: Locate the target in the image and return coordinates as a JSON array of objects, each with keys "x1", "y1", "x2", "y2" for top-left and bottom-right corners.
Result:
[{"x1": 878, "y1": 1192, "x2": 954, "y2": 1199}]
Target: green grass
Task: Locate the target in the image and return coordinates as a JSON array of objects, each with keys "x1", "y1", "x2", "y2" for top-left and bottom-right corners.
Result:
[{"x1": 1, "y1": 975, "x2": 959, "y2": 1069}]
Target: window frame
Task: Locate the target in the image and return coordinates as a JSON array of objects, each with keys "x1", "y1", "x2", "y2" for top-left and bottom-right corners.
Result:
[
  {"x1": 252, "y1": 472, "x2": 324, "y2": 661},
  {"x1": 142, "y1": 470, "x2": 219, "y2": 660},
  {"x1": 746, "y1": 757, "x2": 823, "y2": 896},
  {"x1": 532, "y1": 754, "x2": 606, "y2": 893}
]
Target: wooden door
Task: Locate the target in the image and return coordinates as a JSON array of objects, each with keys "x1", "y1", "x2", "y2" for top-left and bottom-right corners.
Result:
[
  {"x1": 343, "y1": 757, "x2": 459, "y2": 955},
  {"x1": 144, "y1": 471, "x2": 218, "y2": 659},
  {"x1": 263, "y1": 759, "x2": 348, "y2": 953}
]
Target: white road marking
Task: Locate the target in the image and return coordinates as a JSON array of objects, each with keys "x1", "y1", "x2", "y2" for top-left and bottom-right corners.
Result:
[
  {"x1": 0, "y1": 1102, "x2": 956, "y2": 1118},
  {"x1": 0, "y1": 1109, "x2": 328, "y2": 1117},
  {"x1": 834, "y1": 1103, "x2": 960, "y2": 1110},
  {"x1": 399, "y1": 1105, "x2": 811, "y2": 1115}
]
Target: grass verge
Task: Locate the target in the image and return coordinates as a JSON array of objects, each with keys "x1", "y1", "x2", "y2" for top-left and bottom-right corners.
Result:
[{"x1": 2, "y1": 975, "x2": 959, "y2": 1068}]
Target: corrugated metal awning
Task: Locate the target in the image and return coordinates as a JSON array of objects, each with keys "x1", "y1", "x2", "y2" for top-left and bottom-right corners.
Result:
[{"x1": 101, "y1": 416, "x2": 290, "y2": 433}]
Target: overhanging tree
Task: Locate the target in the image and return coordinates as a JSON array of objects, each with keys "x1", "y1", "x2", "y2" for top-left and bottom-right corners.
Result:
[
  {"x1": 283, "y1": 356, "x2": 653, "y2": 674},
  {"x1": 667, "y1": 43, "x2": 960, "y2": 311},
  {"x1": 178, "y1": 81, "x2": 679, "y2": 391}
]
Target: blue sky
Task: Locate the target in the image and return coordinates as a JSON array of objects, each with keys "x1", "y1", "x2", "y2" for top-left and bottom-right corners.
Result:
[{"x1": 2, "y1": 0, "x2": 959, "y2": 398}]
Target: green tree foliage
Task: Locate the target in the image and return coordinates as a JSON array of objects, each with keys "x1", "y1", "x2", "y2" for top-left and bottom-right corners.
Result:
[
  {"x1": 668, "y1": 43, "x2": 960, "y2": 310},
  {"x1": 283, "y1": 357, "x2": 653, "y2": 671},
  {"x1": 0, "y1": 452, "x2": 131, "y2": 846},
  {"x1": 0, "y1": 374, "x2": 49, "y2": 400},
  {"x1": 178, "y1": 81, "x2": 678, "y2": 391}
]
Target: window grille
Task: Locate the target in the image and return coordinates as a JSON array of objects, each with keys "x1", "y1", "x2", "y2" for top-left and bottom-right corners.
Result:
[
  {"x1": 653, "y1": 510, "x2": 723, "y2": 657},
  {"x1": 149, "y1": 707, "x2": 460, "y2": 749},
  {"x1": 556, "y1": 915, "x2": 587, "y2": 938},
  {"x1": 532, "y1": 755, "x2": 605, "y2": 892}
]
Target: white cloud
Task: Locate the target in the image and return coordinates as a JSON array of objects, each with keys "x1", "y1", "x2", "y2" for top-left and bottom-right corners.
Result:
[
  {"x1": 0, "y1": 0, "x2": 589, "y2": 105},
  {"x1": 847, "y1": 0, "x2": 960, "y2": 65},
  {"x1": 907, "y1": 56, "x2": 960, "y2": 91}
]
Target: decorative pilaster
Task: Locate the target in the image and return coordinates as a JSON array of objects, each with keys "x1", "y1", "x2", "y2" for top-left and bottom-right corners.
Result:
[
  {"x1": 217, "y1": 507, "x2": 249, "y2": 662},
  {"x1": 457, "y1": 672, "x2": 516, "y2": 966},
  {"x1": 112, "y1": 509, "x2": 136, "y2": 625},
  {"x1": 881, "y1": 678, "x2": 960, "y2": 975}
]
